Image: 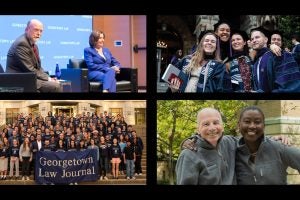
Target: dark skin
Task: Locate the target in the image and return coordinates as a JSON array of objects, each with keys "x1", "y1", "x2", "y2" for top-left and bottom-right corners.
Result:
[{"x1": 238, "y1": 109, "x2": 264, "y2": 162}]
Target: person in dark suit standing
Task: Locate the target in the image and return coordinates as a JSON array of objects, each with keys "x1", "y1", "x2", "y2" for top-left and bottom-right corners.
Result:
[
  {"x1": 84, "y1": 30, "x2": 121, "y2": 93},
  {"x1": 6, "y1": 19, "x2": 61, "y2": 93}
]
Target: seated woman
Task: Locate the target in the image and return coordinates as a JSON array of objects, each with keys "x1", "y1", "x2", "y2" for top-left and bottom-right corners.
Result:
[
  {"x1": 84, "y1": 30, "x2": 121, "y2": 93},
  {"x1": 169, "y1": 31, "x2": 231, "y2": 93}
]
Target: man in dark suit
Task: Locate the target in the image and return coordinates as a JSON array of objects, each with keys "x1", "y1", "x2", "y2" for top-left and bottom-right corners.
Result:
[
  {"x1": 6, "y1": 19, "x2": 62, "y2": 92},
  {"x1": 31, "y1": 133, "x2": 43, "y2": 179}
]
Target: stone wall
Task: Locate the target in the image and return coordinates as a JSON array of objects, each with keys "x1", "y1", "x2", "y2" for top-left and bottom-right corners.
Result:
[
  {"x1": 157, "y1": 161, "x2": 170, "y2": 183},
  {"x1": 251, "y1": 100, "x2": 300, "y2": 184}
]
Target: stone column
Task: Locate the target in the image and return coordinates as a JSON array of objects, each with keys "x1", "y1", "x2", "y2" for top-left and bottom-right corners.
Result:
[
  {"x1": 78, "y1": 102, "x2": 90, "y2": 115},
  {"x1": 38, "y1": 102, "x2": 52, "y2": 117},
  {"x1": 0, "y1": 108, "x2": 6, "y2": 126},
  {"x1": 124, "y1": 101, "x2": 135, "y2": 125},
  {"x1": 194, "y1": 15, "x2": 219, "y2": 40},
  {"x1": 240, "y1": 15, "x2": 259, "y2": 35}
]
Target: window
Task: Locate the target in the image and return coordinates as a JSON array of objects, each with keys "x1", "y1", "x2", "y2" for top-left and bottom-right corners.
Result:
[
  {"x1": 135, "y1": 108, "x2": 146, "y2": 125},
  {"x1": 30, "y1": 105, "x2": 39, "y2": 119},
  {"x1": 109, "y1": 108, "x2": 123, "y2": 117},
  {"x1": 6, "y1": 108, "x2": 19, "y2": 125}
]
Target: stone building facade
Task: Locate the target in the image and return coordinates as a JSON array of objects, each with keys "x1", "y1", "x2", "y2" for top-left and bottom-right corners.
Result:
[
  {"x1": 247, "y1": 100, "x2": 300, "y2": 141},
  {"x1": 0, "y1": 100, "x2": 146, "y2": 127},
  {"x1": 194, "y1": 15, "x2": 278, "y2": 39}
]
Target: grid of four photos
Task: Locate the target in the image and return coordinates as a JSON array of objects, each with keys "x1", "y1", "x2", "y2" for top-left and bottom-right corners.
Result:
[{"x1": 1, "y1": 14, "x2": 300, "y2": 188}]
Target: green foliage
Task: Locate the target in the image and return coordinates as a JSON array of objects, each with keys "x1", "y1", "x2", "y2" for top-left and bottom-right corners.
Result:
[
  {"x1": 157, "y1": 100, "x2": 201, "y2": 160},
  {"x1": 157, "y1": 100, "x2": 249, "y2": 161},
  {"x1": 278, "y1": 16, "x2": 300, "y2": 50}
]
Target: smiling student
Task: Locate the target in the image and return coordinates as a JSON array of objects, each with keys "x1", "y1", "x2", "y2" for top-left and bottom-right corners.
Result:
[{"x1": 236, "y1": 106, "x2": 300, "y2": 185}]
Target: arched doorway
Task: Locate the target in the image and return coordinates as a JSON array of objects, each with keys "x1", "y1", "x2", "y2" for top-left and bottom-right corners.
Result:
[
  {"x1": 156, "y1": 16, "x2": 196, "y2": 93},
  {"x1": 157, "y1": 23, "x2": 183, "y2": 82}
]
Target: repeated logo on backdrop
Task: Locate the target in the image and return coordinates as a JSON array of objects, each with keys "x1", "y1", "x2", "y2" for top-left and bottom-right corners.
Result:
[{"x1": 0, "y1": 15, "x2": 92, "y2": 75}]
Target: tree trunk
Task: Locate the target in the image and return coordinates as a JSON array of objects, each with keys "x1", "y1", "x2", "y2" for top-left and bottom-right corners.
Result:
[{"x1": 168, "y1": 110, "x2": 176, "y2": 185}]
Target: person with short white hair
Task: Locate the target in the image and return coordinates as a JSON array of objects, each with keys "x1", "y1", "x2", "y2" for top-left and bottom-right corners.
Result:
[{"x1": 6, "y1": 19, "x2": 61, "y2": 92}]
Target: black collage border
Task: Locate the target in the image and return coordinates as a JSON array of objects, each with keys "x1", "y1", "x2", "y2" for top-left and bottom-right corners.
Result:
[{"x1": 1, "y1": 3, "x2": 300, "y2": 194}]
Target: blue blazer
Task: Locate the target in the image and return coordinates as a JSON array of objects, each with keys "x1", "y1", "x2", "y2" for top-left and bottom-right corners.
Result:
[{"x1": 84, "y1": 47, "x2": 121, "y2": 80}]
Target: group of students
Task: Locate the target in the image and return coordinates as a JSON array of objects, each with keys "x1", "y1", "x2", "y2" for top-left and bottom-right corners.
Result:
[
  {"x1": 0, "y1": 111, "x2": 144, "y2": 183},
  {"x1": 4, "y1": 19, "x2": 121, "y2": 93},
  {"x1": 168, "y1": 20, "x2": 300, "y2": 93},
  {"x1": 175, "y1": 106, "x2": 300, "y2": 185}
]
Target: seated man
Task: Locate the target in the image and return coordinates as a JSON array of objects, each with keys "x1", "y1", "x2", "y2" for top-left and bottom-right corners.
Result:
[{"x1": 6, "y1": 19, "x2": 61, "y2": 93}]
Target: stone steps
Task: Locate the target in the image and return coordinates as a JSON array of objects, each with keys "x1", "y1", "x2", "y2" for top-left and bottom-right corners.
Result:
[
  {"x1": 103, "y1": 173, "x2": 146, "y2": 179},
  {"x1": 81, "y1": 178, "x2": 146, "y2": 185},
  {"x1": 0, "y1": 178, "x2": 147, "y2": 185},
  {"x1": 0, "y1": 179, "x2": 36, "y2": 185}
]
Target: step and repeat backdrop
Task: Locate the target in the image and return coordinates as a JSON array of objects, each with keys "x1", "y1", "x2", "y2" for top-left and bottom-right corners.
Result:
[{"x1": 0, "y1": 15, "x2": 92, "y2": 75}]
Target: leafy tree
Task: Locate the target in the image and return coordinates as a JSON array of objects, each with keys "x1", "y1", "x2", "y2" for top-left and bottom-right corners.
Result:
[
  {"x1": 157, "y1": 100, "x2": 248, "y2": 184},
  {"x1": 157, "y1": 100, "x2": 202, "y2": 184},
  {"x1": 278, "y1": 15, "x2": 300, "y2": 50}
]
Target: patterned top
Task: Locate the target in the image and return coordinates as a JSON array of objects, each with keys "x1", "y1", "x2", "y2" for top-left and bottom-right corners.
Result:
[{"x1": 229, "y1": 55, "x2": 255, "y2": 92}]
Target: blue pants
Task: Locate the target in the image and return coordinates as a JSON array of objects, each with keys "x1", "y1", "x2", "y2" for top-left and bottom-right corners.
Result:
[
  {"x1": 90, "y1": 68, "x2": 116, "y2": 92},
  {"x1": 126, "y1": 159, "x2": 135, "y2": 178}
]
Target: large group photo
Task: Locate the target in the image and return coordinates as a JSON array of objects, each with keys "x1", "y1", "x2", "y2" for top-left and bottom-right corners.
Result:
[{"x1": 0, "y1": 100, "x2": 146, "y2": 185}]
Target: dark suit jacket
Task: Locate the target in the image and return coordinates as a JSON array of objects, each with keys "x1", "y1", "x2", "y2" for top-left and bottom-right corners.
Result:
[
  {"x1": 31, "y1": 140, "x2": 44, "y2": 159},
  {"x1": 84, "y1": 47, "x2": 120, "y2": 80},
  {"x1": 6, "y1": 33, "x2": 49, "y2": 88}
]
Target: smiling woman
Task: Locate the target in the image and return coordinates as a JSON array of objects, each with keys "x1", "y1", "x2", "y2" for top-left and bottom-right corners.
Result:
[
  {"x1": 168, "y1": 32, "x2": 231, "y2": 93},
  {"x1": 236, "y1": 106, "x2": 300, "y2": 185}
]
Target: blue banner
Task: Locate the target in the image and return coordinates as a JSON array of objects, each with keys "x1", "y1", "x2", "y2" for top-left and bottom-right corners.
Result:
[{"x1": 35, "y1": 149, "x2": 98, "y2": 184}]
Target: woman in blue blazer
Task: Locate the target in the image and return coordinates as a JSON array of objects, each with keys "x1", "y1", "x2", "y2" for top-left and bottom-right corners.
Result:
[{"x1": 84, "y1": 30, "x2": 121, "y2": 92}]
